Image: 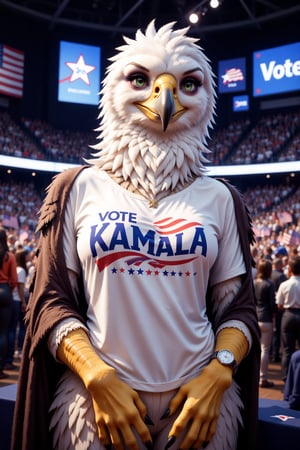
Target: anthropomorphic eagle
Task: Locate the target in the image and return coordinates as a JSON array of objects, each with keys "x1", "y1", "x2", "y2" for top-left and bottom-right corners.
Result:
[
  {"x1": 12, "y1": 21, "x2": 260, "y2": 450},
  {"x1": 91, "y1": 20, "x2": 216, "y2": 207}
]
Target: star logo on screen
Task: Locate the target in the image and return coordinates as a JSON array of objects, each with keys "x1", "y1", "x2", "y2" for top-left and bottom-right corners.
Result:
[{"x1": 65, "y1": 54, "x2": 96, "y2": 85}]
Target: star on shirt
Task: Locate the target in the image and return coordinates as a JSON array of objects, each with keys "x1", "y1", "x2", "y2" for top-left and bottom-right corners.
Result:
[
  {"x1": 271, "y1": 414, "x2": 295, "y2": 422},
  {"x1": 65, "y1": 54, "x2": 96, "y2": 85}
]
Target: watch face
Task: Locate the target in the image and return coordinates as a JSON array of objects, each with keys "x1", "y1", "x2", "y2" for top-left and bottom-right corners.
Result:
[{"x1": 218, "y1": 350, "x2": 234, "y2": 365}]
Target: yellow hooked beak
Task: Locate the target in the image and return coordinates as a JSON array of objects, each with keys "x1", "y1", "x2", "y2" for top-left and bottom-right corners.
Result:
[{"x1": 135, "y1": 73, "x2": 186, "y2": 132}]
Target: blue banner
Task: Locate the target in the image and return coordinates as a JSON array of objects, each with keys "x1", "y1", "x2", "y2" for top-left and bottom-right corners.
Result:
[
  {"x1": 253, "y1": 42, "x2": 300, "y2": 97},
  {"x1": 58, "y1": 41, "x2": 101, "y2": 105}
]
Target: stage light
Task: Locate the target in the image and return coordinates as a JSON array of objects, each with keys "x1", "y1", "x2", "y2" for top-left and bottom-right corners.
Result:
[
  {"x1": 188, "y1": 0, "x2": 220, "y2": 24},
  {"x1": 189, "y1": 12, "x2": 199, "y2": 24},
  {"x1": 210, "y1": 0, "x2": 220, "y2": 8}
]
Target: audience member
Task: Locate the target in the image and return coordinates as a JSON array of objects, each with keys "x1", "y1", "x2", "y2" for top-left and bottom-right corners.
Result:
[
  {"x1": 282, "y1": 255, "x2": 290, "y2": 278},
  {"x1": 284, "y1": 349, "x2": 300, "y2": 410},
  {"x1": 7, "y1": 234, "x2": 17, "y2": 252},
  {"x1": 274, "y1": 246, "x2": 288, "y2": 258},
  {"x1": 271, "y1": 258, "x2": 287, "y2": 362},
  {"x1": 0, "y1": 228, "x2": 18, "y2": 379},
  {"x1": 254, "y1": 259, "x2": 277, "y2": 387},
  {"x1": 262, "y1": 246, "x2": 274, "y2": 261},
  {"x1": 5, "y1": 248, "x2": 28, "y2": 369},
  {"x1": 16, "y1": 247, "x2": 38, "y2": 357},
  {"x1": 276, "y1": 256, "x2": 300, "y2": 380}
]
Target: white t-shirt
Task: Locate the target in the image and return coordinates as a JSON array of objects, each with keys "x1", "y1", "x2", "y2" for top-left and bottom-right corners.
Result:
[
  {"x1": 276, "y1": 275, "x2": 300, "y2": 309},
  {"x1": 62, "y1": 167, "x2": 245, "y2": 391},
  {"x1": 12, "y1": 266, "x2": 26, "y2": 302}
]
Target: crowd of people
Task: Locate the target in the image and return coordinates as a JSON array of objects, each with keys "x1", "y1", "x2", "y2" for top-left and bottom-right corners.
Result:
[
  {"x1": 0, "y1": 227, "x2": 37, "y2": 379},
  {"x1": 206, "y1": 118, "x2": 251, "y2": 165},
  {"x1": 21, "y1": 117, "x2": 93, "y2": 164},
  {"x1": 222, "y1": 110, "x2": 300, "y2": 165},
  {"x1": 251, "y1": 245, "x2": 299, "y2": 389},
  {"x1": 0, "y1": 111, "x2": 44, "y2": 161},
  {"x1": 0, "y1": 179, "x2": 42, "y2": 233},
  {"x1": 0, "y1": 108, "x2": 300, "y2": 166},
  {"x1": 0, "y1": 111, "x2": 93, "y2": 164}
]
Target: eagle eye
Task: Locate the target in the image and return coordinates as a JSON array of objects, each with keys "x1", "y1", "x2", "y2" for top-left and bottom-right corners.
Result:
[
  {"x1": 127, "y1": 72, "x2": 149, "y2": 89},
  {"x1": 180, "y1": 76, "x2": 202, "y2": 95}
]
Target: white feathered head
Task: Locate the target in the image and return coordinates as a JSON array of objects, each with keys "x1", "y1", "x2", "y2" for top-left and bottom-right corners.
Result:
[{"x1": 91, "y1": 21, "x2": 216, "y2": 201}]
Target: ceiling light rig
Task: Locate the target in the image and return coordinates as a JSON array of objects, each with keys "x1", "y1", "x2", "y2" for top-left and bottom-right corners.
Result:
[{"x1": 188, "y1": 0, "x2": 222, "y2": 25}]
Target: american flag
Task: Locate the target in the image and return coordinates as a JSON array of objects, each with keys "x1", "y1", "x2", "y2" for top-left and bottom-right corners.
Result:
[
  {"x1": 277, "y1": 211, "x2": 293, "y2": 225},
  {"x1": 2, "y1": 214, "x2": 19, "y2": 229},
  {"x1": 0, "y1": 44, "x2": 24, "y2": 98},
  {"x1": 280, "y1": 230, "x2": 300, "y2": 247},
  {"x1": 253, "y1": 224, "x2": 271, "y2": 238},
  {"x1": 222, "y1": 68, "x2": 244, "y2": 84}
]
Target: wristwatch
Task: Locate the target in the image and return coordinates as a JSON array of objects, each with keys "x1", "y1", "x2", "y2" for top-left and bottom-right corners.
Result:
[{"x1": 212, "y1": 349, "x2": 238, "y2": 372}]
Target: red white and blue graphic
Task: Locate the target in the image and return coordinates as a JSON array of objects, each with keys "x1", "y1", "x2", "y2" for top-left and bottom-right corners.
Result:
[
  {"x1": 253, "y1": 41, "x2": 300, "y2": 97},
  {"x1": 0, "y1": 44, "x2": 24, "y2": 98},
  {"x1": 90, "y1": 215, "x2": 207, "y2": 278},
  {"x1": 218, "y1": 57, "x2": 246, "y2": 93},
  {"x1": 233, "y1": 95, "x2": 249, "y2": 112},
  {"x1": 218, "y1": 58, "x2": 246, "y2": 93},
  {"x1": 58, "y1": 40, "x2": 101, "y2": 105}
]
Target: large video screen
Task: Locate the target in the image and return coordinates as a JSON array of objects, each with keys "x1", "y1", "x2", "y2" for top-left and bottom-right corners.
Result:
[
  {"x1": 58, "y1": 41, "x2": 101, "y2": 105},
  {"x1": 253, "y1": 42, "x2": 300, "y2": 97},
  {"x1": 218, "y1": 57, "x2": 246, "y2": 93}
]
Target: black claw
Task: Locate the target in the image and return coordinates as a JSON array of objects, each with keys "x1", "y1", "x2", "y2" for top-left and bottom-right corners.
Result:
[
  {"x1": 165, "y1": 435, "x2": 176, "y2": 449},
  {"x1": 160, "y1": 407, "x2": 170, "y2": 420},
  {"x1": 144, "y1": 414, "x2": 154, "y2": 425}
]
